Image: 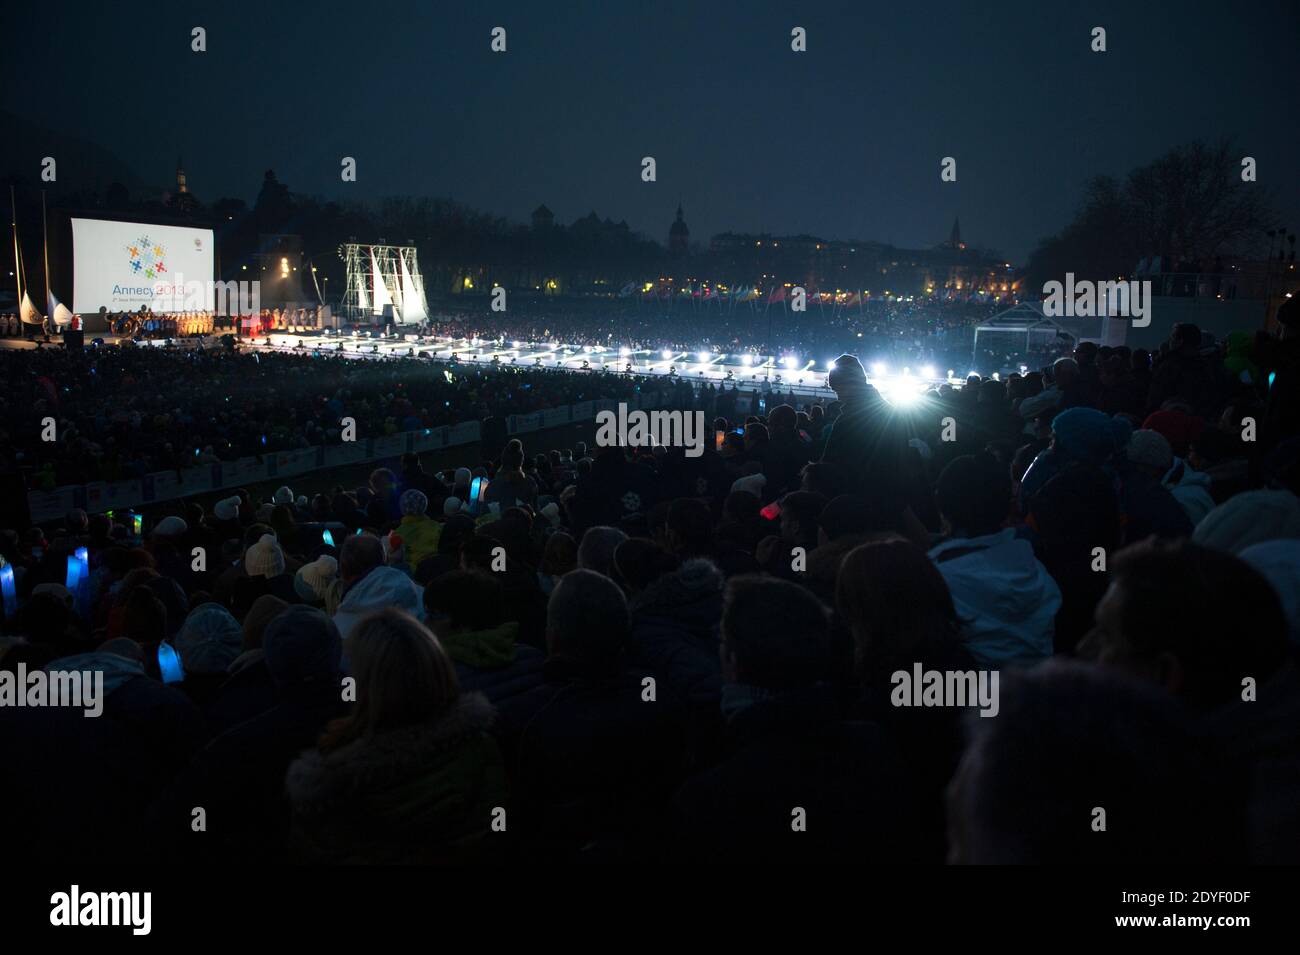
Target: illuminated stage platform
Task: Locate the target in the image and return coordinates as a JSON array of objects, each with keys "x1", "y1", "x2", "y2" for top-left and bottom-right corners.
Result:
[{"x1": 242, "y1": 331, "x2": 960, "y2": 402}]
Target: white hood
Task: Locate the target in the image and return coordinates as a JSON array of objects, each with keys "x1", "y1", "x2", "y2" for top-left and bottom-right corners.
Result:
[{"x1": 930, "y1": 528, "x2": 1061, "y2": 667}]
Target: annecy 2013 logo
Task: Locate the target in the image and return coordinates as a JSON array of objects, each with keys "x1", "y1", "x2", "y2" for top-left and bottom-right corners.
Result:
[{"x1": 125, "y1": 236, "x2": 167, "y2": 280}]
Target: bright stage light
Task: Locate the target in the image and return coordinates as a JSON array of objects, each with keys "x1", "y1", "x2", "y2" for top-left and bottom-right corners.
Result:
[
  {"x1": 697, "y1": 351, "x2": 711, "y2": 364},
  {"x1": 921, "y1": 365, "x2": 936, "y2": 379},
  {"x1": 661, "y1": 349, "x2": 674, "y2": 361},
  {"x1": 782, "y1": 355, "x2": 798, "y2": 369},
  {"x1": 619, "y1": 346, "x2": 631, "y2": 357},
  {"x1": 742, "y1": 354, "x2": 754, "y2": 366},
  {"x1": 871, "y1": 361, "x2": 888, "y2": 377}
]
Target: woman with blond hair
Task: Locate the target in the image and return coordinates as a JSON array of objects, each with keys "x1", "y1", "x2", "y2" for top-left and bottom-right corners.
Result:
[{"x1": 286, "y1": 607, "x2": 506, "y2": 863}]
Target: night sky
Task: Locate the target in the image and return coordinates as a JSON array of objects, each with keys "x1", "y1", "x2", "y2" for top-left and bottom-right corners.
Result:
[{"x1": 3, "y1": 0, "x2": 1296, "y2": 262}]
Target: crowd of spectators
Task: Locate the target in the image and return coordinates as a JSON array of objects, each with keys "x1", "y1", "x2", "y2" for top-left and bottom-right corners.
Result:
[{"x1": 1, "y1": 315, "x2": 1298, "y2": 864}]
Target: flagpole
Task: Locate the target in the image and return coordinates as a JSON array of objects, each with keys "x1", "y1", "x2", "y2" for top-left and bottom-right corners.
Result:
[
  {"x1": 42, "y1": 190, "x2": 50, "y2": 306},
  {"x1": 10, "y1": 185, "x2": 21, "y2": 307}
]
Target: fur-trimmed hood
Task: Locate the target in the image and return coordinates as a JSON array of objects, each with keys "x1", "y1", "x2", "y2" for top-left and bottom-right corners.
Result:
[{"x1": 285, "y1": 691, "x2": 495, "y2": 813}]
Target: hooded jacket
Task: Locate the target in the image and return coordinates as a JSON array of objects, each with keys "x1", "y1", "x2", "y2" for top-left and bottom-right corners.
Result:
[
  {"x1": 442, "y1": 621, "x2": 547, "y2": 707},
  {"x1": 628, "y1": 558, "x2": 725, "y2": 708},
  {"x1": 285, "y1": 692, "x2": 506, "y2": 864},
  {"x1": 332, "y1": 567, "x2": 425, "y2": 639},
  {"x1": 929, "y1": 528, "x2": 1061, "y2": 667},
  {"x1": 1162, "y1": 458, "x2": 1216, "y2": 526}
]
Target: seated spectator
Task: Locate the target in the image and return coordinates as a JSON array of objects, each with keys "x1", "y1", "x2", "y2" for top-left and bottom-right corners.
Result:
[
  {"x1": 493, "y1": 570, "x2": 687, "y2": 859},
  {"x1": 173, "y1": 603, "x2": 243, "y2": 708},
  {"x1": 230, "y1": 534, "x2": 300, "y2": 619},
  {"x1": 423, "y1": 569, "x2": 543, "y2": 705},
  {"x1": 1079, "y1": 537, "x2": 1289, "y2": 712},
  {"x1": 332, "y1": 534, "x2": 425, "y2": 639},
  {"x1": 286, "y1": 608, "x2": 505, "y2": 863},
  {"x1": 1126, "y1": 429, "x2": 1215, "y2": 525},
  {"x1": 672, "y1": 575, "x2": 922, "y2": 862},
  {"x1": 948, "y1": 660, "x2": 1248, "y2": 864},
  {"x1": 930, "y1": 453, "x2": 1061, "y2": 666},
  {"x1": 392, "y1": 489, "x2": 442, "y2": 573},
  {"x1": 150, "y1": 606, "x2": 346, "y2": 862}
]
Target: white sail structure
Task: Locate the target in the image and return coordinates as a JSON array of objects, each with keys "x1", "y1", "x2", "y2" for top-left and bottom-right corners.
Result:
[
  {"x1": 20, "y1": 290, "x2": 44, "y2": 326},
  {"x1": 370, "y1": 249, "x2": 392, "y2": 316},
  {"x1": 399, "y1": 253, "x2": 427, "y2": 322},
  {"x1": 48, "y1": 291, "x2": 75, "y2": 327}
]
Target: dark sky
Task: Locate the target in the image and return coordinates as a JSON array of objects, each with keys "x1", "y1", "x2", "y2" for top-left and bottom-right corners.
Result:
[{"x1": 3, "y1": 0, "x2": 1296, "y2": 262}]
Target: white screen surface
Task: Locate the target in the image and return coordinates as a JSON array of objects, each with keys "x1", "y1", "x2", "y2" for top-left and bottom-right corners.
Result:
[{"x1": 71, "y1": 218, "x2": 215, "y2": 313}]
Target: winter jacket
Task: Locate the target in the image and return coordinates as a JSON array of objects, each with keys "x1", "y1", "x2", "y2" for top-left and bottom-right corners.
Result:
[
  {"x1": 393, "y1": 514, "x2": 442, "y2": 575},
  {"x1": 628, "y1": 559, "x2": 725, "y2": 709},
  {"x1": 929, "y1": 528, "x2": 1061, "y2": 667},
  {"x1": 442, "y1": 621, "x2": 547, "y2": 707},
  {"x1": 493, "y1": 657, "x2": 688, "y2": 858},
  {"x1": 1161, "y1": 459, "x2": 1216, "y2": 526},
  {"x1": 285, "y1": 692, "x2": 506, "y2": 864},
  {"x1": 671, "y1": 684, "x2": 924, "y2": 863}
]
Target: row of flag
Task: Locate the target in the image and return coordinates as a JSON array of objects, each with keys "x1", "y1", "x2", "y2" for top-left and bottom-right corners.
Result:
[{"x1": 616, "y1": 282, "x2": 998, "y2": 304}]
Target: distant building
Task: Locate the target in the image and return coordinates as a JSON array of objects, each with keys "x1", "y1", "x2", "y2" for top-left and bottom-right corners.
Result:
[
  {"x1": 166, "y1": 156, "x2": 200, "y2": 214},
  {"x1": 669, "y1": 203, "x2": 690, "y2": 255},
  {"x1": 531, "y1": 204, "x2": 555, "y2": 231}
]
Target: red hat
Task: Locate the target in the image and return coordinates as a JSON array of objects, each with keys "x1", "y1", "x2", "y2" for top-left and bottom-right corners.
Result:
[{"x1": 1142, "y1": 409, "x2": 1203, "y2": 459}]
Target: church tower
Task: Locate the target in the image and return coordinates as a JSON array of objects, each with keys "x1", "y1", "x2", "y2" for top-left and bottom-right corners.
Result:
[{"x1": 669, "y1": 203, "x2": 690, "y2": 255}]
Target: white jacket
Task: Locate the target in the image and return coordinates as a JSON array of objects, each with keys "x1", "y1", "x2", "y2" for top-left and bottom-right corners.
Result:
[
  {"x1": 930, "y1": 528, "x2": 1061, "y2": 667},
  {"x1": 332, "y1": 566, "x2": 425, "y2": 640},
  {"x1": 1162, "y1": 458, "x2": 1216, "y2": 527}
]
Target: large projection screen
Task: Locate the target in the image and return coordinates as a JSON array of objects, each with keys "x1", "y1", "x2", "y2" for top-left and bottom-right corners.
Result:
[{"x1": 71, "y1": 218, "x2": 215, "y2": 313}]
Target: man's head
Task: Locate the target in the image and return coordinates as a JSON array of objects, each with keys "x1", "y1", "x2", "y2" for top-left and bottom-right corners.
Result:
[
  {"x1": 948, "y1": 660, "x2": 1246, "y2": 864},
  {"x1": 339, "y1": 533, "x2": 385, "y2": 585},
  {"x1": 827, "y1": 354, "x2": 868, "y2": 398},
  {"x1": 577, "y1": 525, "x2": 629, "y2": 577},
  {"x1": 1051, "y1": 356, "x2": 1079, "y2": 389},
  {"x1": 666, "y1": 498, "x2": 713, "y2": 558},
  {"x1": 720, "y1": 575, "x2": 833, "y2": 690},
  {"x1": 936, "y1": 453, "x2": 1011, "y2": 538},
  {"x1": 423, "y1": 569, "x2": 505, "y2": 633},
  {"x1": 546, "y1": 569, "x2": 630, "y2": 667},
  {"x1": 1081, "y1": 538, "x2": 1289, "y2": 710}
]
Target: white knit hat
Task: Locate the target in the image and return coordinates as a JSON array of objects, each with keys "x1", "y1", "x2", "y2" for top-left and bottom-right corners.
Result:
[
  {"x1": 443, "y1": 496, "x2": 463, "y2": 517},
  {"x1": 244, "y1": 534, "x2": 286, "y2": 578},
  {"x1": 214, "y1": 495, "x2": 241, "y2": 522},
  {"x1": 453, "y1": 467, "x2": 472, "y2": 489},
  {"x1": 272, "y1": 486, "x2": 295, "y2": 505},
  {"x1": 294, "y1": 554, "x2": 338, "y2": 602}
]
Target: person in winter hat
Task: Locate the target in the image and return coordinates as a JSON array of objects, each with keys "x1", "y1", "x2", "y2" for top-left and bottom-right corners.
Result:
[
  {"x1": 393, "y1": 488, "x2": 442, "y2": 573},
  {"x1": 213, "y1": 495, "x2": 242, "y2": 523},
  {"x1": 244, "y1": 534, "x2": 285, "y2": 578},
  {"x1": 295, "y1": 555, "x2": 342, "y2": 612},
  {"x1": 273, "y1": 486, "x2": 295, "y2": 506},
  {"x1": 232, "y1": 534, "x2": 298, "y2": 619},
  {"x1": 1126, "y1": 429, "x2": 1215, "y2": 526},
  {"x1": 930, "y1": 453, "x2": 1061, "y2": 667},
  {"x1": 172, "y1": 603, "x2": 244, "y2": 707}
]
